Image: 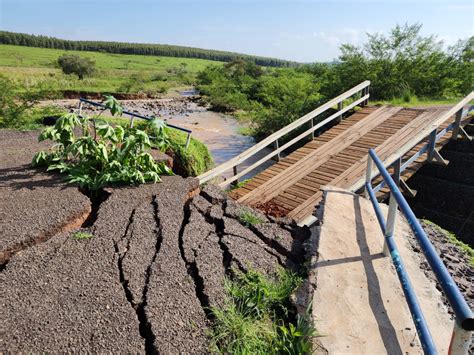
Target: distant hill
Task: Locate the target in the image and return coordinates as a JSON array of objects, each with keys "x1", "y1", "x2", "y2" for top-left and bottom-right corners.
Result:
[{"x1": 0, "y1": 31, "x2": 299, "y2": 68}]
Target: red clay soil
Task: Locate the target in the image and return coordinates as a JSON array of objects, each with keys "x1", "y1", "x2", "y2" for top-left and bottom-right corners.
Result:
[{"x1": 0, "y1": 129, "x2": 310, "y2": 353}]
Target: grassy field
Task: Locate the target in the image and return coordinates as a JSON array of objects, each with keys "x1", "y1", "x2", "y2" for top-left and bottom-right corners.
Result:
[{"x1": 0, "y1": 44, "x2": 221, "y2": 95}]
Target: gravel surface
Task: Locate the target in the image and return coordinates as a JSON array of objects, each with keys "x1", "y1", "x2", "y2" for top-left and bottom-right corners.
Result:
[
  {"x1": 415, "y1": 221, "x2": 474, "y2": 310},
  {"x1": 1, "y1": 159, "x2": 309, "y2": 353}
]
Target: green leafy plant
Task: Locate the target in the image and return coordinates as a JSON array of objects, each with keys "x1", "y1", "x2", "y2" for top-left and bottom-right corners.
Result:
[
  {"x1": 145, "y1": 116, "x2": 171, "y2": 151},
  {"x1": 72, "y1": 231, "x2": 93, "y2": 240},
  {"x1": 238, "y1": 209, "x2": 265, "y2": 227},
  {"x1": 32, "y1": 96, "x2": 172, "y2": 190},
  {"x1": 210, "y1": 268, "x2": 315, "y2": 354}
]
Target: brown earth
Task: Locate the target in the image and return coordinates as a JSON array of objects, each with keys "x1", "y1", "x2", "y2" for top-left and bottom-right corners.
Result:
[{"x1": 0, "y1": 129, "x2": 309, "y2": 353}]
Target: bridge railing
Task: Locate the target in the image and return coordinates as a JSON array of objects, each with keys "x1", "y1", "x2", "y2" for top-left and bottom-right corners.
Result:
[
  {"x1": 198, "y1": 80, "x2": 371, "y2": 185},
  {"x1": 365, "y1": 148, "x2": 473, "y2": 355},
  {"x1": 350, "y1": 92, "x2": 473, "y2": 193},
  {"x1": 78, "y1": 98, "x2": 193, "y2": 149}
]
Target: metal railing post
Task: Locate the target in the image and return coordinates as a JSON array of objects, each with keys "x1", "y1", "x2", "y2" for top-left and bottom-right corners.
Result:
[
  {"x1": 393, "y1": 157, "x2": 401, "y2": 186},
  {"x1": 449, "y1": 320, "x2": 473, "y2": 355},
  {"x1": 427, "y1": 129, "x2": 437, "y2": 162},
  {"x1": 451, "y1": 108, "x2": 463, "y2": 140},
  {"x1": 232, "y1": 165, "x2": 239, "y2": 185},
  {"x1": 129, "y1": 115, "x2": 135, "y2": 128},
  {"x1": 185, "y1": 133, "x2": 191, "y2": 149},
  {"x1": 384, "y1": 194, "x2": 398, "y2": 257},
  {"x1": 78, "y1": 101, "x2": 83, "y2": 117},
  {"x1": 311, "y1": 118, "x2": 315, "y2": 139},
  {"x1": 337, "y1": 101, "x2": 343, "y2": 123},
  {"x1": 273, "y1": 139, "x2": 281, "y2": 162},
  {"x1": 364, "y1": 155, "x2": 373, "y2": 199}
]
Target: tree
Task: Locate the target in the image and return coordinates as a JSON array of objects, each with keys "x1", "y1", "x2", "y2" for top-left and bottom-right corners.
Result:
[
  {"x1": 57, "y1": 54, "x2": 96, "y2": 80},
  {"x1": 0, "y1": 75, "x2": 51, "y2": 128},
  {"x1": 324, "y1": 23, "x2": 459, "y2": 100}
]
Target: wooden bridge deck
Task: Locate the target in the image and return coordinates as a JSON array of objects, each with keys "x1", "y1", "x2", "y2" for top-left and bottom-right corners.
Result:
[{"x1": 229, "y1": 105, "x2": 468, "y2": 223}]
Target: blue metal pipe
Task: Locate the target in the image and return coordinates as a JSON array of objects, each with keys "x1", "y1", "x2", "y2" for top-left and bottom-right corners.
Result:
[
  {"x1": 385, "y1": 232, "x2": 437, "y2": 354},
  {"x1": 365, "y1": 183, "x2": 387, "y2": 234},
  {"x1": 365, "y1": 182, "x2": 437, "y2": 354},
  {"x1": 79, "y1": 98, "x2": 193, "y2": 134},
  {"x1": 368, "y1": 148, "x2": 474, "y2": 331}
]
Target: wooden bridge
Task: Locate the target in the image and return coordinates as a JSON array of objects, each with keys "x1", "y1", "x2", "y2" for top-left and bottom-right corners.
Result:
[{"x1": 198, "y1": 81, "x2": 473, "y2": 225}]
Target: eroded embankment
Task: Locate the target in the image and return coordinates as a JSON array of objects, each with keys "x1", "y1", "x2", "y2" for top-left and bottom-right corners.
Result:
[{"x1": 1, "y1": 170, "x2": 310, "y2": 353}]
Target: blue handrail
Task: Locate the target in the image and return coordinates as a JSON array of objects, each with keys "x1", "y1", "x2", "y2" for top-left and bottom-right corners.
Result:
[{"x1": 365, "y1": 148, "x2": 473, "y2": 354}]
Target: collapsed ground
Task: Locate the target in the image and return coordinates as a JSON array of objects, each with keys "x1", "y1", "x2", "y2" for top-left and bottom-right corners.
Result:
[{"x1": 0, "y1": 130, "x2": 310, "y2": 352}]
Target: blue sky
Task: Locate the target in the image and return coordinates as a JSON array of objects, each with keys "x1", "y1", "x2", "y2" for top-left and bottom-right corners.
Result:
[{"x1": 0, "y1": 0, "x2": 473, "y2": 62}]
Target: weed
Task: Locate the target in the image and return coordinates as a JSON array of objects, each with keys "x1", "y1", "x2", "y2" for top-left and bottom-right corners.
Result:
[
  {"x1": 73, "y1": 231, "x2": 93, "y2": 240},
  {"x1": 209, "y1": 268, "x2": 315, "y2": 354},
  {"x1": 238, "y1": 209, "x2": 265, "y2": 227},
  {"x1": 228, "y1": 179, "x2": 250, "y2": 191}
]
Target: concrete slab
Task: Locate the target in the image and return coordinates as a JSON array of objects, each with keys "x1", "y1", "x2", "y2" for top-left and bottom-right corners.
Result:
[{"x1": 311, "y1": 186, "x2": 452, "y2": 354}]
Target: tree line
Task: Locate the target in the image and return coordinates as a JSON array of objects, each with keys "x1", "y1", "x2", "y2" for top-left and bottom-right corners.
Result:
[
  {"x1": 197, "y1": 24, "x2": 473, "y2": 139},
  {"x1": 0, "y1": 31, "x2": 298, "y2": 68}
]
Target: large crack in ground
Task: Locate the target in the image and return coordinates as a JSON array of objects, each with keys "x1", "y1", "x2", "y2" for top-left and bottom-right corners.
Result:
[
  {"x1": 136, "y1": 196, "x2": 162, "y2": 355},
  {"x1": 112, "y1": 196, "x2": 165, "y2": 355},
  {"x1": 2, "y1": 177, "x2": 312, "y2": 353}
]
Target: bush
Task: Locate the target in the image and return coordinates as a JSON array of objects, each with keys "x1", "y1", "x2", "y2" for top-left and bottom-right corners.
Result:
[
  {"x1": 0, "y1": 74, "x2": 52, "y2": 128},
  {"x1": 32, "y1": 96, "x2": 173, "y2": 191},
  {"x1": 57, "y1": 54, "x2": 96, "y2": 80},
  {"x1": 321, "y1": 23, "x2": 473, "y2": 100}
]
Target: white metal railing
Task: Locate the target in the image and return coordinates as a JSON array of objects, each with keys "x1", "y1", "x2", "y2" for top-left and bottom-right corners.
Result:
[
  {"x1": 350, "y1": 92, "x2": 474, "y2": 193},
  {"x1": 198, "y1": 81, "x2": 370, "y2": 186}
]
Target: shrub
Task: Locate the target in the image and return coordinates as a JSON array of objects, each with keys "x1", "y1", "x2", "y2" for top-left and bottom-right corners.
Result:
[
  {"x1": 0, "y1": 74, "x2": 52, "y2": 128},
  {"x1": 32, "y1": 95, "x2": 172, "y2": 191},
  {"x1": 57, "y1": 54, "x2": 96, "y2": 80}
]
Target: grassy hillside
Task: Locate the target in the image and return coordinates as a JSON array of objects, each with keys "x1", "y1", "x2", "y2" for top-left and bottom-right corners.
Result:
[
  {"x1": 0, "y1": 31, "x2": 298, "y2": 67},
  {"x1": 0, "y1": 44, "x2": 221, "y2": 95}
]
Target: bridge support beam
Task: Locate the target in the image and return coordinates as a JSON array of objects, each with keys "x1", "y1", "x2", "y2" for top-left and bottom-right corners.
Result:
[
  {"x1": 400, "y1": 179, "x2": 417, "y2": 198},
  {"x1": 427, "y1": 129, "x2": 449, "y2": 166},
  {"x1": 452, "y1": 108, "x2": 472, "y2": 141}
]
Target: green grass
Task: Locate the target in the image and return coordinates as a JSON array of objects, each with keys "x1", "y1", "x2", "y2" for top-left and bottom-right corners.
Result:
[
  {"x1": 0, "y1": 44, "x2": 221, "y2": 95},
  {"x1": 72, "y1": 231, "x2": 93, "y2": 240},
  {"x1": 422, "y1": 220, "x2": 474, "y2": 266},
  {"x1": 209, "y1": 268, "x2": 315, "y2": 354},
  {"x1": 238, "y1": 209, "x2": 265, "y2": 227},
  {"x1": 371, "y1": 96, "x2": 462, "y2": 107}
]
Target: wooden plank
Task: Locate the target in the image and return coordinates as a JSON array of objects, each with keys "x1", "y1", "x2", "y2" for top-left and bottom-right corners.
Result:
[
  {"x1": 238, "y1": 106, "x2": 401, "y2": 205},
  {"x1": 288, "y1": 109, "x2": 447, "y2": 222}
]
